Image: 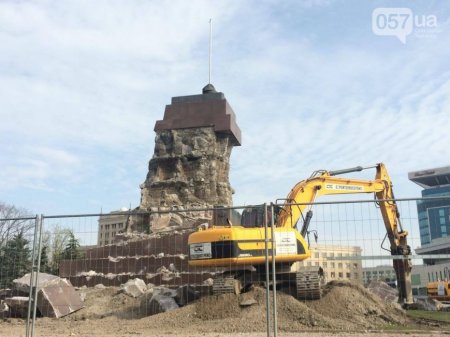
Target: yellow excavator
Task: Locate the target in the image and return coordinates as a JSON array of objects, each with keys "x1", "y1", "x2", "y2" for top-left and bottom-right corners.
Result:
[
  {"x1": 427, "y1": 281, "x2": 450, "y2": 301},
  {"x1": 188, "y1": 163, "x2": 413, "y2": 304}
]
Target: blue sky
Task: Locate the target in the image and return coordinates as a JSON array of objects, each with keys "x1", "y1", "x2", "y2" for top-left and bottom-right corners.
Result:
[{"x1": 1, "y1": 0, "x2": 449, "y2": 217}]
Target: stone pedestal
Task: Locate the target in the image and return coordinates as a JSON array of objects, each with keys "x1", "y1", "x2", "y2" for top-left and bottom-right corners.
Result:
[{"x1": 137, "y1": 86, "x2": 241, "y2": 232}]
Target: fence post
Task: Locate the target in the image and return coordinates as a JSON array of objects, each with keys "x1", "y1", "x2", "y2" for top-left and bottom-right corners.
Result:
[
  {"x1": 270, "y1": 203, "x2": 278, "y2": 337},
  {"x1": 25, "y1": 215, "x2": 40, "y2": 337},
  {"x1": 263, "y1": 203, "x2": 271, "y2": 337},
  {"x1": 31, "y1": 214, "x2": 44, "y2": 337}
]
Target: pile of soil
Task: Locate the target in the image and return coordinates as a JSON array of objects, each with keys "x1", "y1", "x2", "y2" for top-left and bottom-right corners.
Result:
[{"x1": 63, "y1": 280, "x2": 408, "y2": 333}]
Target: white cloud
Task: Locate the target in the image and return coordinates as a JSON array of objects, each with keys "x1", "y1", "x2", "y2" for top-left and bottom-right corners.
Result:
[{"x1": 0, "y1": 0, "x2": 449, "y2": 216}]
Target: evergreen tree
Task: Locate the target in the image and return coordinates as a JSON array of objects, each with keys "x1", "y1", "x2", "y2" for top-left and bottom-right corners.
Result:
[
  {"x1": 0, "y1": 231, "x2": 31, "y2": 288},
  {"x1": 61, "y1": 231, "x2": 81, "y2": 260},
  {"x1": 39, "y1": 244, "x2": 50, "y2": 273}
]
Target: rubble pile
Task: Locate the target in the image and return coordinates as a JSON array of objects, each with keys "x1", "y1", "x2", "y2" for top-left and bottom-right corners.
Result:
[
  {"x1": 1, "y1": 273, "x2": 83, "y2": 319},
  {"x1": 66, "y1": 281, "x2": 408, "y2": 332}
]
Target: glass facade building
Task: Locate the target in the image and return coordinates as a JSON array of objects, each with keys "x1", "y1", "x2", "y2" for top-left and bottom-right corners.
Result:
[
  {"x1": 409, "y1": 166, "x2": 450, "y2": 246},
  {"x1": 416, "y1": 186, "x2": 450, "y2": 245}
]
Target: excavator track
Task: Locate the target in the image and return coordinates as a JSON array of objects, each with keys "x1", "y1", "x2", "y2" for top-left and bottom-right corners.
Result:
[
  {"x1": 212, "y1": 274, "x2": 241, "y2": 295},
  {"x1": 295, "y1": 271, "x2": 322, "y2": 300}
]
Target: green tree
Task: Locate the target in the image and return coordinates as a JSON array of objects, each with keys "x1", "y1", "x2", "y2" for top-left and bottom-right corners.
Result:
[
  {"x1": 39, "y1": 244, "x2": 50, "y2": 273},
  {"x1": 46, "y1": 225, "x2": 73, "y2": 275},
  {"x1": 61, "y1": 231, "x2": 81, "y2": 260},
  {"x1": 0, "y1": 231, "x2": 31, "y2": 288}
]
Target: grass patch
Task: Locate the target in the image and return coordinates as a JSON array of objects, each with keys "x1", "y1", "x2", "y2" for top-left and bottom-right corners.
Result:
[{"x1": 407, "y1": 310, "x2": 450, "y2": 323}]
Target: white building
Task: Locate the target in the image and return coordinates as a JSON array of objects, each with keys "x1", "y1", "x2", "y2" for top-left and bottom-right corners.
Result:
[
  {"x1": 362, "y1": 265, "x2": 396, "y2": 285},
  {"x1": 293, "y1": 244, "x2": 363, "y2": 283},
  {"x1": 97, "y1": 208, "x2": 130, "y2": 246}
]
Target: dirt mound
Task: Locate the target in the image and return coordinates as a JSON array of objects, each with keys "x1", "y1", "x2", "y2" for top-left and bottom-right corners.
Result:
[
  {"x1": 66, "y1": 281, "x2": 409, "y2": 333},
  {"x1": 305, "y1": 280, "x2": 408, "y2": 329}
]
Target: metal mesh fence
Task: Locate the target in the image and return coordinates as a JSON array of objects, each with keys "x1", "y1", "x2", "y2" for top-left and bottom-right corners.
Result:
[{"x1": 0, "y1": 197, "x2": 449, "y2": 336}]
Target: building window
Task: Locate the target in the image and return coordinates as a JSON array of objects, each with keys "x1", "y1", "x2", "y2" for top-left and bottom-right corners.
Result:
[
  {"x1": 323, "y1": 262, "x2": 327, "y2": 267},
  {"x1": 338, "y1": 272, "x2": 343, "y2": 278},
  {"x1": 354, "y1": 273, "x2": 359, "y2": 279},
  {"x1": 331, "y1": 262, "x2": 335, "y2": 268},
  {"x1": 119, "y1": 223, "x2": 123, "y2": 228},
  {"x1": 315, "y1": 262, "x2": 319, "y2": 266},
  {"x1": 346, "y1": 273, "x2": 351, "y2": 278},
  {"x1": 307, "y1": 262, "x2": 312, "y2": 267},
  {"x1": 353, "y1": 263, "x2": 358, "y2": 269},
  {"x1": 331, "y1": 272, "x2": 336, "y2": 278},
  {"x1": 314, "y1": 252, "x2": 320, "y2": 258},
  {"x1": 338, "y1": 263, "x2": 343, "y2": 268}
]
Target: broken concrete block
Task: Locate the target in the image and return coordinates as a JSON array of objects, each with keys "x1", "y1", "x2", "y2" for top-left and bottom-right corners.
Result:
[
  {"x1": 0, "y1": 300, "x2": 9, "y2": 317},
  {"x1": 13, "y1": 273, "x2": 60, "y2": 294},
  {"x1": 140, "y1": 293, "x2": 179, "y2": 316},
  {"x1": 203, "y1": 278, "x2": 214, "y2": 286},
  {"x1": 367, "y1": 280, "x2": 399, "y2": 304},
  {"x1": 37, "y1": 278, "x2": 84, "y2": 318},
  {"x1": 175, "y1": 285, "x2": 200, "y2": 306},
  {"x1": 153, "y1": 286, "x2": 177, "y2": 298},
  {"x1": 94, "y1": 284, "x2": 106, "y2": 289},
  {"x1": 4, "y1": 296, "x2": 29, "y2": 318},
  {"x1": 412, "y1": 298, "x2": 443, "y2": 311},
  {"x1": 0, "y1": 289, "x2": 12, "y2": 300},
  {"x1": 120, "y1": 278, "x2": 146, "y2": 298}
]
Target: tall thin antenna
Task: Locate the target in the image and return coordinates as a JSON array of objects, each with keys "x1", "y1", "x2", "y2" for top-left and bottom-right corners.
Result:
[{"x1": 208, "y1": 18, "x2": 212, "y2": 84}]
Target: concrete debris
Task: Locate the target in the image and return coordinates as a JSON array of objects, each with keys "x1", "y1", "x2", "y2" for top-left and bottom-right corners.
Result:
[
  {"x1": 94, "y1": 284, "x2": 106, "y2": 289},
  {"x1": 140, "y1": 287, "x2": 179, "y2": 316},
  {"x1": 175, "y1": 285, "x2": 200, "y2": 307},
  {"x1": 105, "y1": 273, "x2": 116, "y2": 280},
  {"x1": 0, "y1": 288, "x2": 12, "y2": 300},
  {"x1": 203, "y1": 278, "x2": 214, "y2": 286},
  {"x1": 367, "y1": 280, "x2": 399, "y2": 304},
  {"x1": 108, "y1": 256, "x2": 122, "y2": 262},
  {"x1": 37, "y1": 278, "x2": 84, "y2": 318},
  {"x1": 4, "y1": 296, "x2": 29, "y2": 318},
  {"x1": 412, "y1": 297, "x2": 443, "y2": 311},
  {"x1": 13, "y1": 273, "x2": 60, "y2": 294},
  {"x1": 239, "y1": 293, "x2": 258, "y2": 307},
  {"x1": 10, "y1": 273, "x2": 83, "y2": 318},
  {"x1": 120, "y1": 278, "x2": 147, "y2": 298},
  {"x1": 153, "y1": 287, "x2": 177, "y2": 298},
  {"x1": 0, "y1": 300, "x2": 9, "y2": 316}
]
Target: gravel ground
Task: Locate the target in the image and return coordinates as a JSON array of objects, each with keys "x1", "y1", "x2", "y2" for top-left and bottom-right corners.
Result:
[{"x1": 1, "y1": 280, "x2": 449, "y2": 337}]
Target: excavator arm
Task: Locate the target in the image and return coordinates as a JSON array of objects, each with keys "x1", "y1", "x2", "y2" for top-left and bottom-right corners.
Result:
[{"x1": 276, "y1": 163, "x2": 413, "y2": 304}]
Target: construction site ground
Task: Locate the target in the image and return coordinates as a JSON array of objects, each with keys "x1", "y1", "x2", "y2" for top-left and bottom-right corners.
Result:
[{"x1": 1, "y1": 281, "x2": 449, "y2": 337}]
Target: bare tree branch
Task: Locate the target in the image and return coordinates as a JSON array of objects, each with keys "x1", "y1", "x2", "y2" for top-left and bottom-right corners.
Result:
[{"x1": 0, "y1": 201, "x2": 34, "y2": 248}]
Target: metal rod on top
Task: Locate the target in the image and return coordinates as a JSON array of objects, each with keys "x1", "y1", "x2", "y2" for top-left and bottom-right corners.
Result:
[{"x1": 209, "y1": 18, "x2": 212, "y2": 84}]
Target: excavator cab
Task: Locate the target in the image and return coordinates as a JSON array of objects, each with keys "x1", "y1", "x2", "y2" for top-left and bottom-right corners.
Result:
[{"x1": 240, "y1": 205, "x2": 282, "y2": 228}]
